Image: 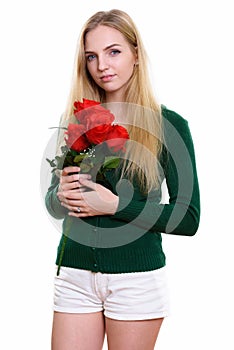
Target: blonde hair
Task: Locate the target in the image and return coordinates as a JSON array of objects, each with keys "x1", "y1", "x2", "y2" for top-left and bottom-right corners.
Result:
[{"x1": 59, "y1": 9, "x2": 163, "y2": 192}]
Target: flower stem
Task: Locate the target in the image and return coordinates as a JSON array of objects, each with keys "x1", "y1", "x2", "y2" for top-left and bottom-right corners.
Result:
[{"x1": 56, "y1": 215, "x2": 73, "y2": 276}]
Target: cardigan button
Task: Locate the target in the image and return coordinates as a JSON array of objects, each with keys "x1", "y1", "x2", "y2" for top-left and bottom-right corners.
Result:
[
  {"x1": 91, "y1": 247, "x2": 96, "y2": 251},
  {"x1": 93, "y1": 263, "x2": 98, "y2": 268}
]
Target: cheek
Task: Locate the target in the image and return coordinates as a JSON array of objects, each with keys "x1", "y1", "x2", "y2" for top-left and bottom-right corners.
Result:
[
  {"x1": 122, "y1": 54, "x2": 135, "y2": 71},
  {"x1": 122, "y1": 60, "x2": 134, "y2": 78},
  {"x1": 86, "y1": 64, "x2": 96, "y2": 79}
]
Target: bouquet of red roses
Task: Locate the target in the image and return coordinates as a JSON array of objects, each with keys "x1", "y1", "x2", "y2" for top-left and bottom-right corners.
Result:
[{"x1": 47, "y1": 99, "x2": 129, "y2": 182}]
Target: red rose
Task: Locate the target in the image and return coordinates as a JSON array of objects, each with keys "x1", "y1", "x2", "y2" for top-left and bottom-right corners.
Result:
[
  {"x1": 65, "y1": 123, "x2": 90, "y2": 152},
  {"x1": 106, "y1": 125, "x2": 129, "y2": 152},
  {"x1": 74, "y1": 98, "x2": 100, "y2": 112},
  {"x1": 74, "y1": 99, "x2": 101, "y2": 125},
  {"x1": 85, "y1": 107, "x2": 115, "y2": 130},
  {"x1": 74, "y1": 99, "x2": 115, "y2": 129},
  {"x1": 86, "y1": 124, "x2": 113, "y2": 145}
]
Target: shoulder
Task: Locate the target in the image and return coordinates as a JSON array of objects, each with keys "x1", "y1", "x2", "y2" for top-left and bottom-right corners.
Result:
[
  {"x1": 161, "y1": 104, "x2": 191, "y2": 136},
  {"x1": 161, "y1": 104, "x2": 188, "y2": 129},
  {"x1": 161, "y1": 105, "x2": 193, "y2": 144}
]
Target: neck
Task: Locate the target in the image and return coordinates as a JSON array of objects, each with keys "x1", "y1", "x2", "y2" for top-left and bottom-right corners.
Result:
[{"x1": 105, "y1": 91, "x2": 125, "y2": 104}]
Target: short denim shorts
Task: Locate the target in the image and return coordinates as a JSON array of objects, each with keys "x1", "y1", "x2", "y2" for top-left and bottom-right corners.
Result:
[{"x1": 53, "y1": 266, "x2": 170, "y2": 320}]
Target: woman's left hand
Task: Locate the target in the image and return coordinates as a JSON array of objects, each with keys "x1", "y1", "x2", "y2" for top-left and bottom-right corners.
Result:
[{"x1": 60, "y1": 177, "x2": 119, "y2": 218}]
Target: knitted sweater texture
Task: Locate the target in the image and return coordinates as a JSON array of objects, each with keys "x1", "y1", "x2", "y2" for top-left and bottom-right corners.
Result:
[{"x1": 45, "y1": 106, "x2": 200, "y2": 273}]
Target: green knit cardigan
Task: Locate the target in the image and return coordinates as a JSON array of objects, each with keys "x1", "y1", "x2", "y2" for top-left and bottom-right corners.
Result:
[{"x1": 45, "y1": 106, "x2": 200, "y2": 273}]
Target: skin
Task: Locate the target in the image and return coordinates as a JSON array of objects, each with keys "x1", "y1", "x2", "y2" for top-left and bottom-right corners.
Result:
[
  {"x1": 57, "y1": 166, "x2": 119, "y2": 218},
  {"x1": 53, "y1": 25, "x2": 164, "y2": 350},
  {"x1": 84, "y1": 25, "x2": 137, "y2": 103}
]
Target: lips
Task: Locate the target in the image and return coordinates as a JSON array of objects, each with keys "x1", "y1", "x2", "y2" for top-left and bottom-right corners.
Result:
[{"x1": 100, "y1": 74, "x2": 116, "y2": 82}]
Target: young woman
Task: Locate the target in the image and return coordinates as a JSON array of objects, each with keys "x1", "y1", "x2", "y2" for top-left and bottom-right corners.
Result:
[{"x1": 45, "y1": 9, "x2": 200, "y2": 350}]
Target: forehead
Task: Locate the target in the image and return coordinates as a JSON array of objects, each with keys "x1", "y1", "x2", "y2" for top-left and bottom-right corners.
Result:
[{"x1": 85, "y1": 25, "x2": 128, "y2": 50}]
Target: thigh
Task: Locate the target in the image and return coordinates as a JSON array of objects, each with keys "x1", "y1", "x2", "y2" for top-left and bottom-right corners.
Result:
[
  {"x1": 53, "y1": 267, "x2": 103, "y2": 314},
  {"x1": 104, "y1": 268, "x2": 170, "y2": 321},
  {"x1": 105, "y1": 317, "x2": 164, "y2": 350},
  {"x1": 51, "y1": 311, "x2": 105, "y2": 350}
]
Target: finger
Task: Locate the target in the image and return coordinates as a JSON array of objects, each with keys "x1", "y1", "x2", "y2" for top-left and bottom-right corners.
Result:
[
  {"x1": 75, "y1": 187, "x2": 89, "y2": 193},
  {"x1": 64, "y1": 199, "x2": 83, "y2": 207},
  {"x1": 78, "y1": 178, "x2": 97, "y2": 191},
  {"x1": 68, "y1": 212, "x2": 81, "y2": 218},
  {"x1": 57, "y1": 190, "x2": 82, "y2": 201},
  {"x1": 60, "y1": 181, "x2": 80, "y2": 191},
  {"x1": 61, "y1": 202, "x2": 83, "y2": 212},
  {"x1": 62, "y1": 166, "x2": 80, "y2": 176},
  {"x1": 57, "y1": 193, "x2": 64, "y2": 203},
  {"x1": 68, "y1": 211, "x2": 89, "y2": 218},
  {"x1": 79, "y1": 173, "x2": 92, "y2": 180},
  {"x1": 61, "y1": 174, "x2": 91, "y2": 187},
  {"x1": 68, "y1": 204, "x2": 89, "y2": 215},
  {"x1": 61, "y1": 173, "x2": 80, "y2": 183}
]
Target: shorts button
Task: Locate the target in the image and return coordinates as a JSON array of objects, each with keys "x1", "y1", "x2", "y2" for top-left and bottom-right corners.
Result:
[{"x1": 93, "y1": 227, "x2": 97, "y2": 232}]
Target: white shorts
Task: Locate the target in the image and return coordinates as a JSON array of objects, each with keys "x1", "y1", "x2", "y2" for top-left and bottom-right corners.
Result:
[{"x1": 53, "y1": 266, "x2": 170, "y2": 321}]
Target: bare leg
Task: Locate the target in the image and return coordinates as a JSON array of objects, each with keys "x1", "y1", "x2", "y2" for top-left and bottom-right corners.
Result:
[
  {"x1": 51, "y1": 311, "x2": 105, "y2": 350},
  {"x1": 105, "y1": 317, "x2": 164, "y2": 350}
]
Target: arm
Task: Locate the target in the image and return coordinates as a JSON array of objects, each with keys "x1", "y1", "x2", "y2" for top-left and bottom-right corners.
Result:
[
  {"x1": 45, "y1": 171, "x2": 67, "y2": 219},
  {"x1": 45, "y1": 166, "x2": 116, "y2": 219},
  {"x1": 111, "y1": 108, "x2": 200, "y2": 236}
]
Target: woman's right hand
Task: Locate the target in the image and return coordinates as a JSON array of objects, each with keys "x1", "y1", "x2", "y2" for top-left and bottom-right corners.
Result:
[{"x1": 57, "y1": 166, "x2": 91, "y2": 204}]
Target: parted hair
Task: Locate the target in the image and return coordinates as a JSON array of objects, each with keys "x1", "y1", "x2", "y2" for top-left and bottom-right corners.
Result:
[{"x1": 58, "y1": 9, "x2": 163, "y2": 192}]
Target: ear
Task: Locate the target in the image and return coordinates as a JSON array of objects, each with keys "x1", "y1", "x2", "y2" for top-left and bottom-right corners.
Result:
[{"x1": 135, "y1": 46, "x2": 138, "y2": 64}]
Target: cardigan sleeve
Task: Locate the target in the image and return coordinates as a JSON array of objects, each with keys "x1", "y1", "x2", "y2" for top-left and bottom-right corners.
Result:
[
  {"x1": 112, "y1": 107, "x2": 200, "y2": 236},
  {"x1": 45, "y1": 172, "x2": 67, "y2": 219}
]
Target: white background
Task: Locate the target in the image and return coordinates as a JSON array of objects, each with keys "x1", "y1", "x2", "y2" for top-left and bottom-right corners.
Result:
[{"x1": 0, "y1": 0, "x2": 233, "y2": 349}]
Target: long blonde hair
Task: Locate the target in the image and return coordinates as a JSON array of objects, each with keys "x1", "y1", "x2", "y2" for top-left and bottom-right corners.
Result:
[{"x1": 59, "y1": 9, "x2": 163, "y2": 192}]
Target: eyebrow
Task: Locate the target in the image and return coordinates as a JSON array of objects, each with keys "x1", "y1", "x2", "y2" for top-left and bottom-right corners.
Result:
[{"x1": 85, "y1": 43, "x2": 121, "y2": 54}]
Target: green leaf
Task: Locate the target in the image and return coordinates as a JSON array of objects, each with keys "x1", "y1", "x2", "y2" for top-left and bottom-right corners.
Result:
[
  {"x1": 74, "y1": 154, "x2": 87, "y2": 163},
  {"x1": 70, "y1": 149, "x2": 79, "y2": 156},
  {"x1": 46, "y1": 158, "x2": 56, "y2": 167},
  {"x1": 102, "y1": 156, "x2": 120, "y2": 169},
  {"x1": 61, "y1": 145, "x2": 69, "y2": 153},
  {"x1": 80, "y1": 163, "x2": 92, "y2": 173}
]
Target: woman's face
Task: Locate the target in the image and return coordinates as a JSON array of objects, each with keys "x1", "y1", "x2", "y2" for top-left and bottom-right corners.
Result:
[{"x1": 85, "y1": 25, "x2": 137, "y2": 102}]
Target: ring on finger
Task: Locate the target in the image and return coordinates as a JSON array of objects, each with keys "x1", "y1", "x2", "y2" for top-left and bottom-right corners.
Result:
[{"x1": 77, "y1": 206, "x2": 81, "y2": 213}]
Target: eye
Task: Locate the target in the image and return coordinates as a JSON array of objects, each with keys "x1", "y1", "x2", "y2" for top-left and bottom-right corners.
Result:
[
  {"x1": 86, "y1": 54, "x2": 96, "y2": 62},
  {"x1": 110, "y1": 49, "x2": 121, "y2": 56}
]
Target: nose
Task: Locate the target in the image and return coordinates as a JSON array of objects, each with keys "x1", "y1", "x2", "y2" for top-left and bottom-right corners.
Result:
[{"x1": 97, "y1": 55, "x2": 109, "y2": 71}]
